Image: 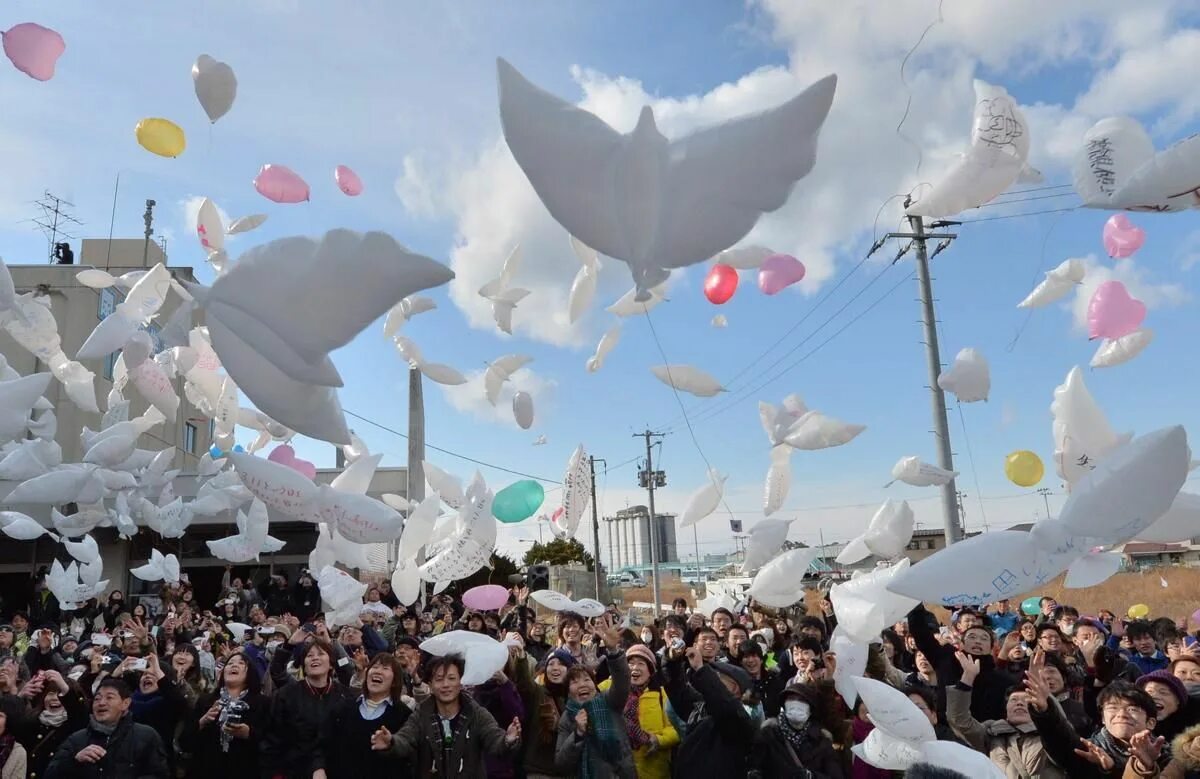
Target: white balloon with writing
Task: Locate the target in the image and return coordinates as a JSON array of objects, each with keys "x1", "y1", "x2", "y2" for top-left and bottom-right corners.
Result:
[
  {"x1": 1073, "y1": 116, "x2": 1200, "y2": 212},
  {"x1": 889, "y1": 456, "x2": 957, "y2": 487},
  {"x1": 1052, "y1": 366, "x2": 1130, "y2": 488}
]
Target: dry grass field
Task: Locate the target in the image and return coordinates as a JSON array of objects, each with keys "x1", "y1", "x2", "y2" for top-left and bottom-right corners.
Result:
[{"x1": 617, "y1": 567, "x2": 1200, "y2": 627}]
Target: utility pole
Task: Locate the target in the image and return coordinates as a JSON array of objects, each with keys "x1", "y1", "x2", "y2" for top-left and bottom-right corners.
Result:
[
  {"x1": 1037, "y1": 487, "x2": 1053, "y2": 519},
  {"x1": 882, "y1": 208, "x2": 962, "y2": 544},
  {"x1": 588, "y1": 455, "x2": 606, "y2": 600},
  {"x1": 692, "y1": 525, "x2": 701, "y2": 584},
  {"x1": 635, "y1": 430, "x2": 666, "y2": 615},
  {"x1": 142, "y1": 199, "x2": 157, "y2": 266}
]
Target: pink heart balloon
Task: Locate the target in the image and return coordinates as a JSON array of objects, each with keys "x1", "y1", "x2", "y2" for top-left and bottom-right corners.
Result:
[
  {"x1": 1102, "y1": 214, "x2": 1145, "y2": 259},
  {"x1": 462, "y1": 584, "x2": 509, "y2": 612},
  {"x1": 1087, "y1": 280, "x2": 1146, "y2": 340},
  {"x1": 334, "y1": 165, "x2": 363, "y2": 196},
  {"x1": 267, "y1": 444, "x2": 317, "y2": 480},
  {"x1": 3, "y1": 23, "x2": 66, "y2": 81},
  {"x1": 254, "y1": 164, "x2": 310, "y2": 204},
  {"x1": 757, "y1": 254, "x2": 806, "y2": 295}
]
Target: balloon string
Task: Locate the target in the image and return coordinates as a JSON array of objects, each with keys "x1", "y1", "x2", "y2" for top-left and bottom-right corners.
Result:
[
  {"x1": 895, "y1": 0, "x2": 946, "y2": 178},
  {"x1": 1006, "y1": 207, "x2": 1073, "y2": 353}
]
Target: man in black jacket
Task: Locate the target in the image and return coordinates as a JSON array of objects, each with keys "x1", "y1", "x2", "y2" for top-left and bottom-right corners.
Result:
[
  {"x1": 908, "y1": 603, "x2": 1014, "y2": 721},
  {"x1": 45, "y1": 677, "x2": 168, "y2": 779},
  {"x1": 663, "y1": 641, "x2": 756, "y2": 778}
]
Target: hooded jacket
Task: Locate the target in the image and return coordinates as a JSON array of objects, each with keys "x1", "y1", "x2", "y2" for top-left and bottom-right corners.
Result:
[{"x1": 1157, "y1": 722, "x2": 1200, "y2": 778}]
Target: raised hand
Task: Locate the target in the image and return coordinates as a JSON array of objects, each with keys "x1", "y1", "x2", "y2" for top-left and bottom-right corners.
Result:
[
  {"x1": 505, "y1": 716, "x2": 522, "y2": 744},
  {"x1": 574, "y1": 709, "x2": 589, "y2": 736},
  {"x1": 596, "y1": 614, "x2": 622, "y2": 650},
  {"x1": 1129, "y1": 730, "x2": 1165, "y2": 771},
  {"x1": 1073, "y1": 738, "x2": 1114, "y2": 771},
  {"x1": 955, "y1": 650, "x2": 980, "y2": 686},
  {"x1": 684, "y1": 645, "x2": 704, "y2": 671},
  {"x1": 200, "y1": 701, "x2": 223, "y2": 726},
  {"x1": 370, "y1": 725, "x2": 392, "y2": 751}
]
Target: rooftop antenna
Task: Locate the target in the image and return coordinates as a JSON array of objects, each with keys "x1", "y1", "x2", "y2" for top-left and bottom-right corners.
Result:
[{"x1": 32, "y1": 191, "x2": 83, "y2": 263}]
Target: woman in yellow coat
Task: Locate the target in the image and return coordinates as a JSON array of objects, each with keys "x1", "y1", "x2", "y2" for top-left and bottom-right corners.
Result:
[{"x1": 598, "y1": 643, "x2": 680, "y2": 779}]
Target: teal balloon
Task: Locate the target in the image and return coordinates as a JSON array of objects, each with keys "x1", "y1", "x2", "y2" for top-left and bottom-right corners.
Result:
[
  {"x1": 492, "y1": 480, "x2": 545, "y2": 524},
  {"x1": 1020, "y1": 596, "x2": 1041, "y2": 616}
]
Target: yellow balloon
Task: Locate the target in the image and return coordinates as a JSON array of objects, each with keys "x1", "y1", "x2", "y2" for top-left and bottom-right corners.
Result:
[
  {"x1": 1004, "y1": 450, "x2": 1044, "y2": 487},
  {"x1": 135, "y1": 118, "x2": 186, "y2": 158},
  {"x1": 1128, "y1": 603, "x2": 1150, "y2": 619}
]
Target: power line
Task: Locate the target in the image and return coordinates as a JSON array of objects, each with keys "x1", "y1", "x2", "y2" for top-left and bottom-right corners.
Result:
[
  {"x1": 971, "y1": 191, "x2": 1078, "y2": 209},
  {"x1": 959, "y1": 205, "x2": 1081, "y2": 224},
  {"x1": 342, "y1": 409, "x2": 561, "y2": 484}
]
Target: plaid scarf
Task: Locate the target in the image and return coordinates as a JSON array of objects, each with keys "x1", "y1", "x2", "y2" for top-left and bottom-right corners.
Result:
[
  {"x1": 565, "y1": 696, "x2": 624, "y2": 779},
  {"x1": 217, "y1": 688, "x2": 247, "y2": 753},
  {"x1": 622, "y1": 689, "x2": 653, "y2": 749}
]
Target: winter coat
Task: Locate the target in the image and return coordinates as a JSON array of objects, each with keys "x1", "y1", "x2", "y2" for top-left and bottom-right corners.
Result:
[
  {"x1": 178, "y1": 689, "x2": 268, "y2": 779},
  {"x1": 945, "y1": 683, "x2": 1065, "y2": 779},
  {"x1": 511, "y1": 656, "x2": 571, "y2": 777},
  {"x1": 663, "y1": 659, "x2": 756, "y2": 779},
  {"x1": 749, "y1": 719, "x2": 844, "y2": 779},
  {"x1": 1, "y1": 742, "x2": 26, "y2": 779},
  {"x1": 473, "y1": 676, "x2": 524, "y2": 779},
  {"x1": 290, "y1": 584, "x2": 322, "y2": 623},
  {"x1": 45, "y1": 715, "x2": 168, "y2": 779},
  {"x1": 555, "y1": 649, "x2": 636, "y2": 779},
  {"x1": 1030, "y1": 694, "x2": 1163, "y2": 779},
  {"x1": 129, "y1": 680, "x2": 188, "y2": 770},
  {"x1": 598, "y1": 674, "x2": 679, "y2": 779},
  {"x1": 260, "y1": 673, "x2": 354, "y2": 779},
  {"x1": 386, "y1": 692, "x2": 518, "y2": 778},
  {"x1": 315, "y1": 696, "x2": 413, "y2": 779},
  {"x1": 747, "y1": 667, "x2": 788, "y2": 719},
  {"x1": 909, "y1": 603, "x2": 1015, "y2": 721},
  {"x1": 1157, "y1": 722, "x2": 1200, "y2": 778},
  {"x1": 17, "y1": 685, "x2": 88, "y2": 779}
]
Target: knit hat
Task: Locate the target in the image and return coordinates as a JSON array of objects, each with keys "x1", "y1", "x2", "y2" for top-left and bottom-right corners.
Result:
[
  {"x1": 1076, "y1": 616, "x2": 1108, "y2": 634},
  {"x1": 546, "y1": 647, "x2": 577, "y2": 668},
  {"x1": 1138, "y1": 670, "x2": 1189, "y2": 710},
  {"x1": 711, "y1": 661, "x2": 751, "y2": 693},
  {"x1": 626, "y1": 644, "x2": 657, "y2": 671}
]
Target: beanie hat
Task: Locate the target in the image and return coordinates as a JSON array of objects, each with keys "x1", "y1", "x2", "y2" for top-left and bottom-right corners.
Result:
[
  {"x1": 1138, "y1": 669, "x2": 1189, "y2": 709},
  {"x1": 546, "y1": 647, "x2": 577, "y2": 669},
  {"x1": 711, "y1": 661, "x2": 751, "y2": 694},
  {"x1": 626, "y1": 644, "x2": 657, "y2": 671}
]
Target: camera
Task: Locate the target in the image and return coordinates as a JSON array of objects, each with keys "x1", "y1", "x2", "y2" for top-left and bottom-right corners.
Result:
[
  {"x1": 223, "y1": 698, "x2": 249, "y2": 726},
  {"x1": 670, "y1": 638, "x2": 685, "y2": 651},
  {"x1": 129, "y1": 658, "x2": 148, "y2": 672}
]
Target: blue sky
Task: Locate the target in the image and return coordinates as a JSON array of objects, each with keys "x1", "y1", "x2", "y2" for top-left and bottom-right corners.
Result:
[{"x1": 3, "y1": 1, "x2": 1200, "y2": 563}]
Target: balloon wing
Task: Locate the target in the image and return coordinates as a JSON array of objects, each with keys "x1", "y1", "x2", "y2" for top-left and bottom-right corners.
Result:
[
  {"x1": 420, "y1": 631, "x2": 508, "y2": 686},
  {"x1": 678, "y1": 469, "x2": 725, "y2": 528}
]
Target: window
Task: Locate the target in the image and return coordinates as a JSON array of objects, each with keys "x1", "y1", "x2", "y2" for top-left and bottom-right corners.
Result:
[
  {"x1": 103, "y1": 351, "x2": 119, "y2": 381},
  {"x1": 926, "y1": 540, "x2": 936, "y2": 550},
  {"x1": 184, "y1": 422, "x2": 197, "y2": 454}
]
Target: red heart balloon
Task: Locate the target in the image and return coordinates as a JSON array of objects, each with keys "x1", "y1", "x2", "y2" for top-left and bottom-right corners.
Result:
[{"x1": 704, "y1": 263, "x2": 739, "y2": 305}]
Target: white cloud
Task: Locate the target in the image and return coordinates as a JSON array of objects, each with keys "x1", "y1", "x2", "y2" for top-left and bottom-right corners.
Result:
[
  {"x1": 440, "y1": 366, "x2": 557, "y2": 428},
  {"x1": 1067, "y1": 253, "x2": 1189, "y2": 333},
  {"x1": 395, "y1": 153, "x2": 451, "y2": 219},
  {"x1": 1177, "y1": 229, "x2": 1200, "y2": 271}
]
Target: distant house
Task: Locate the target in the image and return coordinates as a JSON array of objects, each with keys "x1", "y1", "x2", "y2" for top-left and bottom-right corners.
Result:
[{"x1": 1118, "y1": 541, "x2": 1200, "y2": 569}]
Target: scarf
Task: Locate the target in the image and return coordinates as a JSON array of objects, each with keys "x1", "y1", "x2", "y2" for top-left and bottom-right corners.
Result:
[
  {"x1": 778, "y1": 716, "x2": 810, "y2": 755},
  {"x1": 565, "y1": 696, "x2": 624, "y2": 779},
  {"x1": 0, "y1": 734, "x2": 14, "y2": 770},
  {"x1": 1090, "y1": 727, "x2": 1170, "y2": 770},
  {"x1": 217, "y1": 687, "x2": 247, "y2": 753},
  {"x1": 39, "y1": 708, "x2": 69, "y2": 728},
  {"x1": 89, "y1": 715, "x2": 119, "y2": 737},
  {"x1": 622, "y1": 689, "x2": 653, "y2": 749}
]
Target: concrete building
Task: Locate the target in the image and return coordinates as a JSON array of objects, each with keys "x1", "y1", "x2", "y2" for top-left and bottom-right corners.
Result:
[
  {"x1": 903, "y1": 527, "x2": 982, "y2": 563},
  {"x1": 604, "y1": 505, "x2": 678, "y2": 570},
  {"x1": 0, "y1": 240, "x2": 410, "y2": 606}
]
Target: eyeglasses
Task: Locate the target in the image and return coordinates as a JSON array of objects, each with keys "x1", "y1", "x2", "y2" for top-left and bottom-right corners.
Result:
[{"x1": 1103, "y1": 703, "x2": 1147, "y2": 718}]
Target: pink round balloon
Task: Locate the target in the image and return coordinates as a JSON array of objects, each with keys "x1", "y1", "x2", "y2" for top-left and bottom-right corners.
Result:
[
  {"x1": 1087, "y1": 280, "x2": 1146, "y2": 340},
  {"x1": 2, "y1": 23, "x2": 65, "y2": 81},
  {"x1": 334, "y1": 165, "x2": 363, "y2": 197},
  {"x1": 462, "y1": 584, "x2": 510, "y2": 612},
  {"x1": 757, "y1": 254, "x2": 806, "y2": 295},
  {"x1": 254, "y1": 164, "x2": 310, "y2": 204},
  {"x1": 1102, "y1": 214, "x2": 1145, "y2": 259},
  {"x1": 267, "y1": 444, "x2": 317, "y2": 480}
]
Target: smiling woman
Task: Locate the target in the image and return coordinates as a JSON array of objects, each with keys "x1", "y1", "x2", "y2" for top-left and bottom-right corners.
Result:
[{"x1": 312, "y1": 654, "x2": 412, "y2": 779}]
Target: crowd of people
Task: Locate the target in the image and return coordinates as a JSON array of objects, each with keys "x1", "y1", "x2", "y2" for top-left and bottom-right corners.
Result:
[{"x1": 0, "y1": 565, "x2": 1198, "y2": 778}]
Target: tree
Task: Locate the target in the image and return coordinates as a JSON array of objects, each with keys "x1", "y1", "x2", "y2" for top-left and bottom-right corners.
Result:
[{"x1": 524, "y1": 538, "x2": 594, "y2": 571}]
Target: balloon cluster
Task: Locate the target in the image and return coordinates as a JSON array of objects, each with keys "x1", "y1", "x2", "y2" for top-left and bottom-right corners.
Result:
[{"x1": 703, "y1": 254, "x2": 806, "y2": 306}]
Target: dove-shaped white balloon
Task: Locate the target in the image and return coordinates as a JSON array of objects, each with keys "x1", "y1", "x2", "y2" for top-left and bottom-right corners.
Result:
[
  {"x1": 131, "y1": 549, "x2": 181, "y2": 584},
  {"x1": 568, "y1": 236, "x2": 600, "y2": 324},
  {"x1": 184, "y1": 229, "x2": 454, "y2": 444},
  {"x1": 77, "y1": 264, "x2": 172, "y2": 359},
  {"x1": 498, "y1": 58, "x2": 837, "y2": 295},
  {"x1": 0, "y1": 373, "x2": 53, "y2": 443},
  {"x1": 741, "y1": 518, "x2": 794, "y2": 573},
  {"x1": 395, "y1": 337, "x2": 467, "y2": 387},
  {"x1": 678, "y1": 469, "x2": 726, "y2": 528},
  {"x1": 586, "y1": 325, "x2": 621, "y2": 374},
  {"x1": 478, "y1": 245, "x2": 528, "y2": 335},
  {"x1": 382, "y1": 294, "x2": 436, "y2": 338},
  {"x1": 227, "y1": 214, "x2": 267, "y2": 235},
  {"x1": 62, "y1": 533, "x2": 100, "y2": 564},
  {"x1": 837, "y1": 500, "x2": 915, "y2": 564},
  {"x1": 1018, "y1": 258, "x2": 1085, "y2": 309},
  {"x1": 0, "y1": 511, "x2": 59, "y2": 542},
  {"x1": 484, "y1": 355, "x2": 532, "y2": 405},
  {"x1": 424, "y1": 461, "x2": 465, "y2": 509},
  {"x1": 937, "y1": 348, "x2": 990, "y2": 403},
  {"x1": 888, "y1": 456, "x2": 958, "y2": 487},
  {"x1": 207, "y1": 499, "x2": 273, "y2": 563},
  {"x1": 650, "y1": 365, "x2": 725, "y2": 398}
]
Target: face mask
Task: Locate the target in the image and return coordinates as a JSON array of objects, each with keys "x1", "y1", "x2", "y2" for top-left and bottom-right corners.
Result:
[
  {"x1": 641, "y1": 632, "x2": 653, "y2": 643},
  {"x1": 1185, "y1": 682, "x2": 1200, "y2": 697},
  {"x1": 267, "y1": 640, "x2": 282, "y2": 652},
  {"x1": 784, "y1": 699, "x2": 811, "y2": 727},
  {"x1": 1060, "y1": 622, "x2": 1076, "y2": 636}
]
